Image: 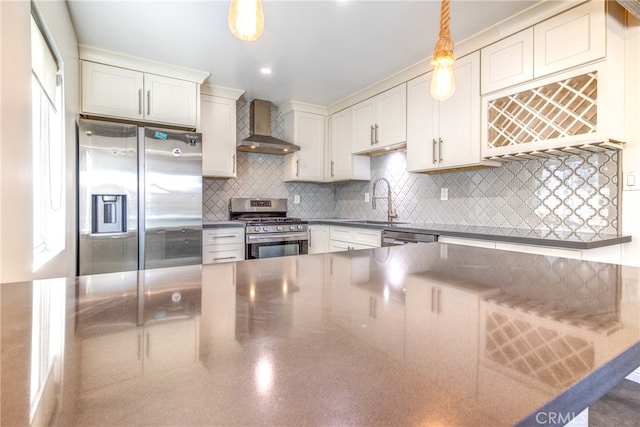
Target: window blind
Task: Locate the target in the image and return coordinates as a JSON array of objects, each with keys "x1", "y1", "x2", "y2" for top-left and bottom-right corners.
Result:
[{"x1": 30, "y1": 15, "x2": 58, "y2": 108}]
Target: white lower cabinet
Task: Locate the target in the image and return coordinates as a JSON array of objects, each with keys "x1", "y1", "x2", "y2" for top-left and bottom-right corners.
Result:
[
  {"x1": 80, "y1": 317, "x2": 199, "y2": 391},
  {"x1": 328, "y1": 251, "x2": 404, "y2": 362},
  {"x1": 308, "y1": 224, "x2": 330, "y2": 254},
  {"x1": 329, "y1": 225, "x2": 381, "y2": 252},
  {"x1": 202, "y1": 227, "x2": 245, "y2": 264},
  {"x1": 439, "y1": 235, "x2": 622, "y2": 264},
  {"x1": 437, "y1": 236, "x2": 497, "y2": 249}
]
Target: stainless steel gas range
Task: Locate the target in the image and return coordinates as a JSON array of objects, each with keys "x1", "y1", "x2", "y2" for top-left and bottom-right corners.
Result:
[{"x1": 229, "y1": 198, "x2": 308, "y2": 260}]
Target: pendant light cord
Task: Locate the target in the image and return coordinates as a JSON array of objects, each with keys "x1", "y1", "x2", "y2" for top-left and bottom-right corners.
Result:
[{"x1": 433, "y1": 0, "x2": 454, "y2": 58}]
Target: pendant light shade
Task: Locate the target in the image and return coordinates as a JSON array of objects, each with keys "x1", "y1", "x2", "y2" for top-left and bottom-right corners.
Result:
[
  {"x1": 228, "y1": 0, "x2": 264, "y2": 42},
  {"x1": 430, "y1": 0, "x2": 456, "y2": 100}
]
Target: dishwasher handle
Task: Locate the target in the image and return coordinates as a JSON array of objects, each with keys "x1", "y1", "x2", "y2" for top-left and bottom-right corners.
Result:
[{"x1": 381, "y1": 230, "x2": 438, "y2": 246}]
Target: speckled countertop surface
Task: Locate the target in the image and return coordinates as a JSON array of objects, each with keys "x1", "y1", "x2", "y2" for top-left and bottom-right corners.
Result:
[
  {"x1": 4, "y1": 244, "x2": 639, "y2": 426},
  {"x1": 307, "y1": 219, "x2": 631, "y2": 249}
]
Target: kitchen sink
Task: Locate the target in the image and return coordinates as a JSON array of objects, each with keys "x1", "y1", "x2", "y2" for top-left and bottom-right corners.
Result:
[{"x1": 359, "y1": 220, "x2": 409, "y2": 226}]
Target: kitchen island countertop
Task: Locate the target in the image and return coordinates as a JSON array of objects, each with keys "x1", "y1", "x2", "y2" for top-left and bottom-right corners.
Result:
[
  {"x1": 4, "y1": 244, "x2": 639, "y2": 426},
  {"x1": 307, "y1": 219, "x2": 631, "y2": 249}
]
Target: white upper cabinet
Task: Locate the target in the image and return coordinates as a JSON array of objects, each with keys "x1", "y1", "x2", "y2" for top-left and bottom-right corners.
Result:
[
  {"x1": 200, "y1": 86, "x2": 243, "y2": 178},
  {"x1": 480, "y1": 0, "x2": 626, "y2": 159},
  {"x1": 351, "y1": 84, "x2": 407, "y2": 154},
  {"x1": 481, "y1": 28, "x2": 534, "y2": 94},
  {"x1": 328, "y1": 109, "x2": 370, "y2": 182},
  {"x1": 144, "y1": 73, "x2": 197, "y2": 127},
  {"x1": 407, "y1": 52, "x2": 499, "y2": 172},
  {"x1": 283, "y1": 109, "x2": 326, "y2": 182},
  {"x1": 481, "y1": 1, "x2": 607, "y2": 95},
  {"x1": 81, "y1": 60, "x2": 199, "y2": 128},
  {"x1": 533, "y1": 0, "x2": 605, "y2": 78},
  {"x1": 82, "y1": 61, "x2": 145, "y2": 121}
]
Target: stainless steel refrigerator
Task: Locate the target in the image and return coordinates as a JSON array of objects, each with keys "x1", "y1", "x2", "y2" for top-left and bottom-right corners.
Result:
[{"x1": 77, "y1": 118, "x2": 202, "y2": 275}]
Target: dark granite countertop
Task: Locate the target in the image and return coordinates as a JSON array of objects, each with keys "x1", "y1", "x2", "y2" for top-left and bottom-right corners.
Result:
[
  {"x1": 3, "y1": 244, "x2": 639, "y2": 426},
  {"x1": 202, "y1": 220, "x2": 245, "y2": 228},
  {"x1": 308, "y1": 219, "x2": 631, "y2": 249}
]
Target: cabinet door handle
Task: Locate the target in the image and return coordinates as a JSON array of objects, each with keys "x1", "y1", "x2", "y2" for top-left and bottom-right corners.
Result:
[
  {"x1": 296, "y1": 159, "x2": 299, "y2": 177},
  {"x1": 308, "y1": 229, "x2": 312, "y2": 247},
  {"x1": 331, "y1": 161, "x2": 335, "y2": 178},
  {"x1": 439, "y1": 138, "x2": 443, "y2": 163},
  {"x1": 370, "y1": 125, "x2": 375, "y2": 145},
  {"x1": 146, "y1": 90, "x2": 151, "y2": 116},
  {"x1": 370, "y1": 296, "x2": 377, "y2": 319},
  {"x1": 374, "y1": 124, "x2": 379, "y2": 144},
  {"x1": 213, "y1": 256, "x2": 236, "y2": 261},
  {"x1": 138, "y1": 89, "x2": 143, "y2": 115},
  {"x1": 431, "y1": 287, "x2": 436, "y2": 313},
  {"x1": 432, "y1": 139, "x2": 438, "y2": 164},
  {"x1": 437, "y1": 289, "x2": 442, "y2": 314},
  {"x1": 145, "y1": 332, "x2": 150, "y2": 358},
  {"x1": 232, "y1": 154, "x2": 236, "y2": 174}
]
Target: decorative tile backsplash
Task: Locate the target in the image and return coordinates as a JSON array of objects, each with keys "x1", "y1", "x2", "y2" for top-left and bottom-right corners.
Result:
[
  {"x1": 335, "y1": 150, "x2": 619, "y2": 234},
  {"x1": 204, "y1": 100, "x2": 619, "y2": 235},
  {"x1": 203, "y1": 99, "x2": 335, "y2": 221}
]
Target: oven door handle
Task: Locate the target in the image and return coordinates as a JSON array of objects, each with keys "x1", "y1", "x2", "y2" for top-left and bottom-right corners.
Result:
[{"x1": 246, "y1": 232, "x2": 309, "y2": 244}]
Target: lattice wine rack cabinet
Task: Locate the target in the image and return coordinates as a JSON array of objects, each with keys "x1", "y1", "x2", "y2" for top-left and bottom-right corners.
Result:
[{"x1": 481, "y1": 64, "x2": 626, "y2": 161}]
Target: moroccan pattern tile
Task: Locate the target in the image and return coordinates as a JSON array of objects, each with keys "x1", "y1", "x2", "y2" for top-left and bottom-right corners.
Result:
[
  {"x1": 484, "y1": 310, "x2": 595, "y2": 390},
  {"x1": 334, "y1": 150, "x2": 619, "y2": 235}
]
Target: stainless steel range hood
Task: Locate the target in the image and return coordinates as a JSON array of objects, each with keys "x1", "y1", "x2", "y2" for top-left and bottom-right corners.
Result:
[{"x1": 237, "y1": 99, "x2": 300, "y2": 155}]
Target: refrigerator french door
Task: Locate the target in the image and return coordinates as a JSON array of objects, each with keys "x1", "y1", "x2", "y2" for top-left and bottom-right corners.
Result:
[{"x1": 78, "y1": 118, "x2": 202, "y2": 275}]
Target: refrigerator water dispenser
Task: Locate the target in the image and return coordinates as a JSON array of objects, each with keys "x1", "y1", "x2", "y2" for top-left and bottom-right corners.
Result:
[{"x1": 92, "y1": 194, "x2": 127, "y2": 233}]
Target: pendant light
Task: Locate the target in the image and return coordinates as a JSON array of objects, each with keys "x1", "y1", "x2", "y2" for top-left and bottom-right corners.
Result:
[
  {"x1": 228, "y1": 0, "x2": 264, "y2": 42},
  {"x1": 430, "y1": 0, "x2": 456, "y2": 100}
]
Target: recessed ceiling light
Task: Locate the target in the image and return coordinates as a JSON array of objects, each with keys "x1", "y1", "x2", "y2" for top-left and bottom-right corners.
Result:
[{"x1": 260, "y1": 67, "x2": 272, "y2": 75}]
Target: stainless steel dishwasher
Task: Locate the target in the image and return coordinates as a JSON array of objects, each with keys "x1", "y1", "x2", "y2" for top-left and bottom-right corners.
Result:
[{"x1": 381, "y1": 229, "x2": 438, "y2": 246}]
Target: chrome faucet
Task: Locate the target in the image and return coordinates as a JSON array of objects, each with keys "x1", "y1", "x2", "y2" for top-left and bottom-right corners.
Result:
[{"x1": 372, "y1": 177, "x2": 398, "y2": 223}]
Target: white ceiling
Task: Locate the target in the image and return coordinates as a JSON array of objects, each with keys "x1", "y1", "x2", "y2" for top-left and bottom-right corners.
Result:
[{"x1": 66, "y1": 0, "x2": 540, "y2": 107}]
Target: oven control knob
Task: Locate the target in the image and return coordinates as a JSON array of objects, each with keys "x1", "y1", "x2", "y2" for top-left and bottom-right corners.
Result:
[
  {"x1": 277, "y1": 226, "x2": 284, "y2": 231},
  {"x1": 254, "y1": 226, "x2": 261, "y2": 232},
  {"x1": 297, "y1": 225, "x2": 304, "y2": 230},
  {"x1": 289, "y1": 225, "x2": 296, "y2": 231}
]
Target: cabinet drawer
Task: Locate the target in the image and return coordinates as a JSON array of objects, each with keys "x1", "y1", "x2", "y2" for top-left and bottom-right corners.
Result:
[
  {"x1": 203, "y1": 227, "x2": 245, "y2": 245},
  {"x1": 329, "y1": 226, "x2": 354, "y2": 242},
  {"x1": 353, "y1": 229, "x2": 381, "y2": 247},
  {"x1": 330, "y1": 226, "x2": 381, "y2": 247},
  {"x1": 203, "y1": 245, "x2": 244, "y2": 264}
]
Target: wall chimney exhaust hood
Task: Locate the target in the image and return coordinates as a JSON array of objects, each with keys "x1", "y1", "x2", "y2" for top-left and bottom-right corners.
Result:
[{"x1": 237, "y1": 99, "x2": 300, "y2": 155}]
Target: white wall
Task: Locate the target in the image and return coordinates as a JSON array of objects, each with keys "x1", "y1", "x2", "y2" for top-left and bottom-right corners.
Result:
[
  {"x1": 0, "y1": 0, "x2": 32, "y2": 283},
  {"x1": 0, "y1": 0, "x2": 78, "y2": 283}
]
